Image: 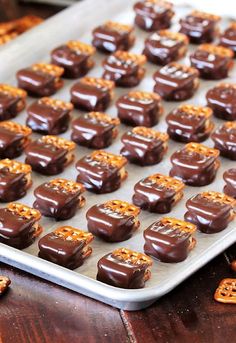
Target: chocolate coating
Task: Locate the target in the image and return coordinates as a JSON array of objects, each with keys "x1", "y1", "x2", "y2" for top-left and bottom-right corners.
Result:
[
  {"x1": 26, "y1": 99, "x2": 71, "y2": 135},
  {"x1": 223, "y1": 168, "x2": 236, "y2": 199},
  {"x1": 0, "y1": 168, "x2": 28, "y2": 202},
  {"x1": 0, "y1": 92, "x2": 22, "y2": 120},
  {"x1": 220, "y1": 25, "x2": 236, "y2": 56},
  {"x1": 211, "y1": 123, "x2": 236, "y2": 160},
  {"x1": 0, "y1": 125, "x2": 26, "y2": 158},
  {"x1": 144, "y1": 221, "x2": 192, "y2": 262},
  {"x1": 116, "y1": 92, "x2": 162, "y2": 127},
  {"x1": 133, "y1": 1, "x2": 174, "y2": 32},
  {"x1": 185, "y1": 194, "x2": 234, "y2": 233},
  {"x1": 38, "y1": 232, "x2": 86, "y2": 269},
  {"x1": 206, "y1": 84, "x2": 236, "y2": 121},
  {"x1": 153, "y1": 63, "x2": 199, "y2": 101}
]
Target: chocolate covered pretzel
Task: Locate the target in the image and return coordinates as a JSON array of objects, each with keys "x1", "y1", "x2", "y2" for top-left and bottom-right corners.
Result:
[
  {"x1": 223, "y1": 168, "x2": 236, "y2": 199},
  {"x1": 0, "y1": 84, "x2": 27, "y2": 120},
  {"x1": 211, "y1": 122, "x2": 236, "y2": 160},
  {"x1": 220, "y1": 22, "x2": 236, "y2": 57}
]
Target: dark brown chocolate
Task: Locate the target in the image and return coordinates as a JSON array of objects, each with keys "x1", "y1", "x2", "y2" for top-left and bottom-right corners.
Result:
[
  {"x1": 133, "y1": 0, "x2": 174, "y2": 32},
  {"x1": 185, "y1": 191, "x2": 236, "y2": 233},
  {"x1": 0, "y1": 159, "x2": 32, "y2": 202},
  {"x1": 92, "y1": 21, "x2": 135, "y2": 53},
  {"x1": 71, "y1": 112, "x2": 120, "y2": 149},
  {"x1": 179, "y1": 10, "x2": 220, "y2": 44},
  {"x1": 70, "y1": 77, "x2": 114, "y2": 112},
  {"x1": 34, "y1": 178, "x2": 85, "y2": 221},
  {"x1": 26, "y1": 97, "x2": 73, "y2": 135},
  {"x1": 86, "y1": 200, "x2": 140, "y2": 242},
  {"x1": 76, "y1": 150, "x2": 127, "y2": 193},
  {"x1": 190, "y1": 44, "x2": 234, "y2": 80},
  {"x1": 223, "y1": 168, "x2": 236, "y2": 199},
  {"x1": 97, "y1": 248, "x2": 152, "y2": 289},
  {"x1": 143, "y1": 217, "x2": 196, "y2": 262},
  {"x1": 38, "y1": 226, "x2": 93, "y2": 269},
  {"x1": 170, "y1": 142, "x2": 220, "y2": 186},
  {"x1": 16, "y1": 63, "x2": 64, "y2": 97},
  {"x1": 133, "y1": 173, "x2": 184, "y2": 213},
  {"x1": 116, "y1": 91, "x2": 163, "y2": 127},
  {"x1": 143, "y1": 30, "x2": 188, "y2": 65},
  {"x1": 102, "y1": 51, "x2": 146, "y2": 87},
  {"x1": 0, "y1": 202, "x2": 42, "y2": 249},
  {"x1": 166, "y1": 104, "x2": 214, "y2": 143},
  {"x1": 120, "y1": 126, "x2": 168, "y2": 166},
  {"x1": 0, "y1": 121, "x2": 31, "y2": 158},
  {"x1": 206, "y1": 83, "x2": 236, "y2": 121},
  {"x1": 25, "y1": 135, "x2": 75, "y2": 175},
  {"x1": 153, "y1": 62, "x2": 199, "y2": 101},
  {"x1": 220, "y1": 23, "x2": 236, "y2": 56},
  {"x1": 51, "y1": 40, "x2": 95, "y2": 79},
  {"x1": 211, "y1": 122, "x2": 236, "y2": 160},
  {"x1": 0, "y1": 84, "x2": 27, "y2": 120}
]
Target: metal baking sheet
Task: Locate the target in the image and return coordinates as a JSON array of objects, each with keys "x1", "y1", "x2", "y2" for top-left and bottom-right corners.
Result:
[{"x1": 0, "y1": 0, "x2": 235, "y2": 311}]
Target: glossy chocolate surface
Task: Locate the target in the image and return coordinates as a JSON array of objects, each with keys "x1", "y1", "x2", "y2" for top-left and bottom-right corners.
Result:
[
  {"x1": 143, "y1": 31, "x2": 187, "y2": 65},
  {"x1": 92, "y1": 22, "x2": 135, "y2": 53},
  {"x1": 116, "y1": 92, "x2": 162, "y2": 127},
  {"x1": 206, "y1": 84, "x2": 236, "y2": 121},
  {"x1": 170, "y1": 144, "x2": 219, "y2": 186},
  {"x1": 220, "y1": 25, "x2": 236, "y2": 56},
  {"x1": 134, "y1": 1, "x2": 174, "y2": 31},
  {"x1": 25, "y1": 139, "x2": 68, "y2": 175},
  {"x1": 0, "y1": 168, "x2": 28, "y2": 202},
  {"x1": 0, "y1": 126, "x2": 25, "y2": 158},
  {"x1": 211, "y1": 123, "x2": 236, "y2": 160},
  {"x1": 166, "y1": 105, "x2": 213, "y2": 142},
  {"x1": 144, "y1": 220, "x2": 192, "y2": 262},
  {"x1": 0, "y1": 207, "x2": 37, "y2": 249},
  {"x1": 38, "y1": 232, "x2": 86, "y2": 269},
  {"x1": 97, "y1": 252, "x2": 148, "y2": 288},
  {"x1": 185, "y1": 193, "x2": 234, "y2": 233},
  {"x1": 70, "y1": 80, "x2": 111, "y2": 112},
  {"x1": 0, "y1": 92, "x2": 21, "y2": 120},
  {"x1": 153, "y1": 63, "x2": 199, "y2": 101},
  {"x1": 120, "y1": 128, "x2": 167, "y2": 165},
  {"x1": 223, "y1": 168, "x2": 236, "y2": 199},
  {"x1": 86, "y1": 203, "x2": 139, "y2": 242}
]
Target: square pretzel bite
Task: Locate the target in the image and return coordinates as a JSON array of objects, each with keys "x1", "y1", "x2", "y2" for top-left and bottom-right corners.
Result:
[
  {"x1": 134, "y1": 0, "x2": 174, "y2": 32},
  {"x1": 116, "y1": 91, "x2": 163, "y2": 127},
  {"x1": 0, "y1": 84, "x2": 27, "y2": 120},
  {"x1": 220, "y1": 23, "x2": 236, "y2": 56},
  {"x1": 102, "y1": 51, "x2": 146, "y2": 87},
  {"x1": 0, "y1": 121, "x2": 31, "y2": 158},
  {"x1": 0, "y1": 159, "x2": 32, "y2": 202},
  {"x1": 143, "y1": 217, "x2": 196, "y2": 262},
  {"x1": 16, "y1": 63, "x2": 64, "y2": 97},
  {"x1": 185, "y1": 191, "x2": 236, "y2": 233},
  {"x1": 206, "y1": 83, "x2": 236, "y2": 121},
  {"x1": 38, "y1": 226, "x2": 93, "y2": 269},
  {"x1": 70, "y1": 77, "x2": 114, "y2": 112},
  {"x1": 179, "y1": 10, "x2": 221, "y2": 44},
  {"x1": 92, "y1": 21, "x2": 135, "y2": 53},
  {"x1": 212, "y1": 122, "x2": 236, "y2": 160},
  {"x1": 25, "y1": 135, "x2": 75, "y2": 175},
  {"x1": 97, "y1": 248, "x2": 152, "y2": 289},
  {"x1": 86, "y1": 200, "x2": 140, "y2": 242},
  {"x1": 26, "y1": 97, "x2": 73, "y2": 135},
  {"x1": 51, "y1": 40, "x2": 95, "y2": 79},
  {"x1": 76, "y1": 150, "x2": 127, "y2": 193},
  {"x1": 71, "y1": 112, "x2": 120, "y2": 149},
  {"x1": 0, "y1": 202, "x2": 42, "y2": 249},
  {"x1": 133, "y1": 173, "x2": 184, "y2": 213},
  {"x1": 214, "y1": 278, "x2": 236, "y2": 304},
  {"x1": 143, "y1": 30, "x2": 188, "y2": 65},
  {"x1": 0, "y1": 276, "x2": 11, "y2": 295},
  {"x1": 170, "y1": 143, "x2": 220, "y2": 186},
  {"x1": 34, "y1": 178, "x2": 85, "y2": 221},
  {"x1": 190, "y1": 44, "x2": 234, "y2": 80},
  {"x1": 120, "y1": 127, "x2": 168, "y2": 166},
  {"x1": 166, "y1": 104, "x2": 214, "y2": 143},
  {"x1": 223, "y1": 168, "x2": 236, "y2": 199},
  {"x1": 153, "y1": 62, "x2": 199, "y2": 101}
]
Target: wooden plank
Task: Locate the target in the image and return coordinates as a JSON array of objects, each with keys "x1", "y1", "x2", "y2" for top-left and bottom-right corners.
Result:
[
  {"x1": 122, "y1": 244, "x2": 236, "y2": 343},
  {"x1": 0, "y1": 263, "x2": 129, "y2": 343}
]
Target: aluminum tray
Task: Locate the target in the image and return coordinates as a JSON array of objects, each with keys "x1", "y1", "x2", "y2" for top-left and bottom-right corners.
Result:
[{"x1": 0, "y1": 0, "x2": 235, "y2": 311}]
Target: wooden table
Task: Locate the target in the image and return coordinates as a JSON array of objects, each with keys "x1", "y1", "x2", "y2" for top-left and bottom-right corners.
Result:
[{"x1": 0, "y1": 3, "x2": 235, "y2": 343}]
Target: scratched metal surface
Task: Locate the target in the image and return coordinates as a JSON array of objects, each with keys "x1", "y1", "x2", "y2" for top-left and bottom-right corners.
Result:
[{"x1": 0, "y1": 0, "x2": 235, "y2": 310}]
